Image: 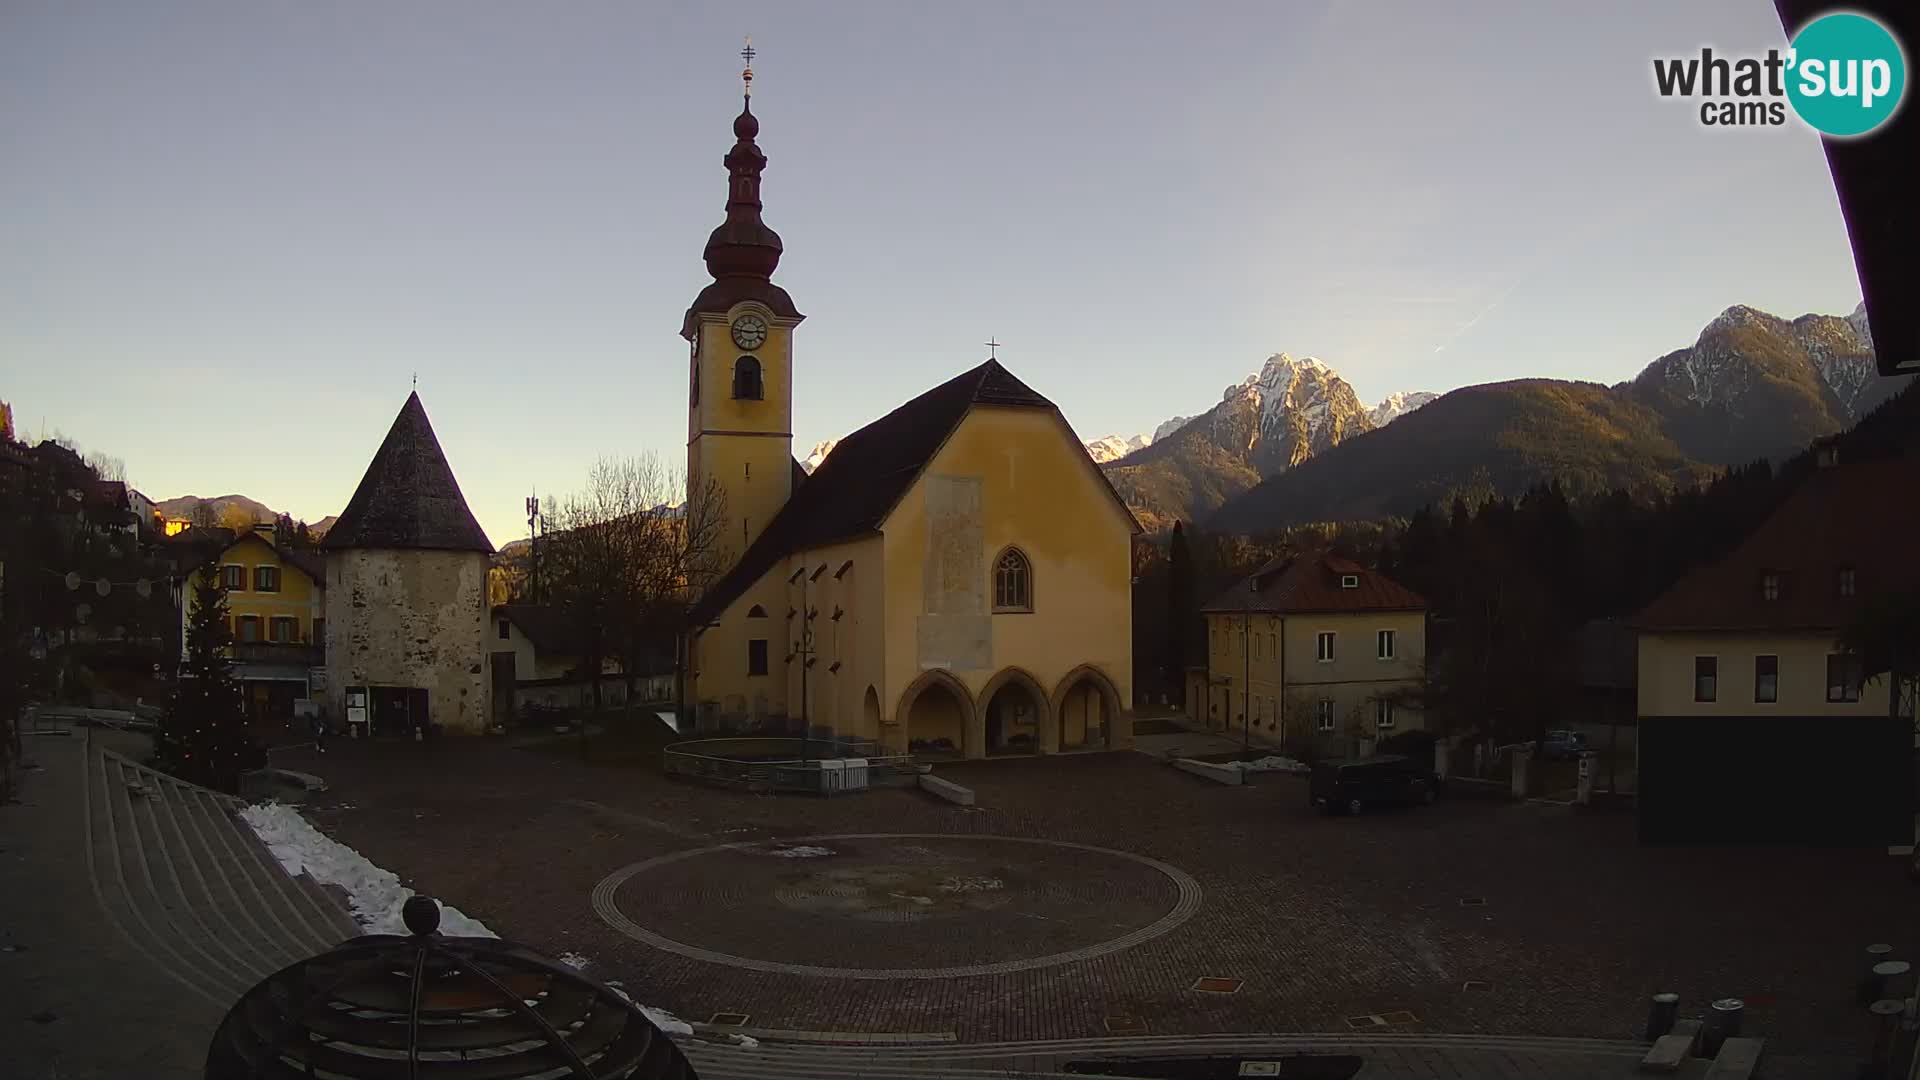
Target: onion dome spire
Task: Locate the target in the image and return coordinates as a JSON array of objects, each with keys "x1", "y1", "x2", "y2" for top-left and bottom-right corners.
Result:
[{"x1": 703, "y1": 36, "x2": 782, "y2": 281}]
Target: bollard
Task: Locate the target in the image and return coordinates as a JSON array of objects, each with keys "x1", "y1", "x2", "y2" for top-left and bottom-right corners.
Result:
[
  {"x1": 1698, "y1": 997, "x2": 1743, "y2": 1058},
  {"x1": 1861, "y1": 945, "x2": 1896, "y2": 1004},
  {"x1": 1435, "y1": 738, "x2": 1452, "y2": 781},
  {"x1": 1864, "y1": 999, "x2": 1906, "y2": 1078},
  {"x1": 1869, "y1": 961, "x2": 1913, "y2": 1005},
  {"x1": 1645, "y1": 992, "x2": 1680, "y2": 1041},
  {"x1": 1510, "y1": 747, "x2": 1532, "y2": 800}
]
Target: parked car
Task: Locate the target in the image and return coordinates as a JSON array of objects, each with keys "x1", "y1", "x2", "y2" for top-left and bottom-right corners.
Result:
[
  {"x1": 1540, "y1": 730, "x2": 1589, "y2": 760},
  {"x1": 1310, "y1": 755, "x2": 1440, "y2": 816}
]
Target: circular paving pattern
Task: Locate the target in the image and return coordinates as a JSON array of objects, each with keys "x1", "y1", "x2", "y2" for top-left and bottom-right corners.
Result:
[{"x1": 590, "y1": 833, "x2": 1202, "y2": 979}]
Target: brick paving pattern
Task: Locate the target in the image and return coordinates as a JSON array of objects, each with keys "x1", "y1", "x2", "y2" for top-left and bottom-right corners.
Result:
[{"x1": 280, "y1": 732, "x2": 1917, "y2": 1059}]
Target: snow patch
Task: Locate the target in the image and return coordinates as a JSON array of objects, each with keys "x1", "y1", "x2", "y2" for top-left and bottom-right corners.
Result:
[
  {"x1": 238, "y1": 802, "x2": 496, "y2": 938},
  {"x1": 768, "y1": 845, "x2": 836, "y2": 858},
  {"x1": 1369, "y1": 391, "x2": 1438, "y2": 428},
  {"x1": 799, "y1": 439, "x2": 839, "y2": 474},
  {"x1": 729, "y1": 1033, "x2": 762, "y2": 1048},
  {"x1": 606, "y1": 983, "x2": 695, "y2": 1036},
  {"x1": 239, "y1": 803, "x2": 694, "y2": 1037}
]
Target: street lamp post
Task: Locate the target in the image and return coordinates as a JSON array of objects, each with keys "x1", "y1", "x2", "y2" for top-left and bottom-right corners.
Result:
[
  {"x1": 787, "y1": 566, "x2": 816, "y2": 761},
  {"x1": 1242, "y1": 576, "x2": 1257, "y2": 751},
  {"x1": 525, "y1": 495, "x2": 541, "y2": 603}
]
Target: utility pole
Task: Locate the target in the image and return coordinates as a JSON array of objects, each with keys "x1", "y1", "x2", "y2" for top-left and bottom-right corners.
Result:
[{"x1": 525, "y1": 494, "x2": 541, "y2": 604}]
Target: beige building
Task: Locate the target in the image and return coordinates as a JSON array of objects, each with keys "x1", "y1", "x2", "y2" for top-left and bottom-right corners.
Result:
[
  {"x1": 1191, "y1": 553, "x2": 1427, "y2": 750},
  {"x1": 680, "y1": 88, "x2": 1139, "y2": 756},
  {"x1": 321, "y1": 392, "x2": 494, "y2": 736},
  {"x1": 1632, "y1": 450, "x2": 1918, "y2": 844}
]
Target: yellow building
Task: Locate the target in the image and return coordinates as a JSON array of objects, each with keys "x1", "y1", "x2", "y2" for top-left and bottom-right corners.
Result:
[
  {"x1": 681, "y1": 85, "x2": 1139, "y2": 757},
  {"x1": 1632, "y1": 450, "x2": 1919, "y2": 844},
  {"x1": 181, "y1": 523, "x2": 327, "y2": 722},
  {"x1": 1192, "y1": 553, "x2": 1427, "y2": 750}
]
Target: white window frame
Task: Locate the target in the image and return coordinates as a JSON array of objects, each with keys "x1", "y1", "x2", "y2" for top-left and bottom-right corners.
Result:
[
  {"x1": 1377, "y1": 628, "x2": 1395, "y2": 660},
  {"x1": 1340, "y1": 574, "x2": 1359, "y2": 589},
  {"x1": 1316, "y1": 631, "x2": 1336, "y2": 663},
  {"x1": 1374, "y1": 698, "x2": 1396, "y2": 730},
  {"x1": 1315, "y1": 698, "x2": 1336, "y2": 732},
  {"x1": 1693, "y1": 655, "x2": 1718, "y2": 703}
]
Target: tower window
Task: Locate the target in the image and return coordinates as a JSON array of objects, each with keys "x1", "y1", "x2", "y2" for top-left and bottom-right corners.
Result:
[
  {"x1": 733, "y1": 356, "x2": 763, "y2": 400},
  {"x1": 747, "y1": 638, "x2": 769, "y2": 676},
  {"x1": 993, "y1": 547, "x2": 1032, "y2": 612}
]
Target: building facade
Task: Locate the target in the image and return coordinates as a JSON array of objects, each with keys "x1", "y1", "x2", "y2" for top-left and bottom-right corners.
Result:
[
  {"x1": 321, "y1": 392, "x2": 493, "y2": 736},
  {"x1": 180, "y1": 523, "x2": 326, "y2": 723},
  {"x1": 1633, "y1": 451, "x2": 1918, "y2": 844},
  {"x1": 1193, "y1": 553, "x2": 1427, "y2": 751},
  {"x1": 680, "y1": 83, "x2": 1139, "y2": 757}
]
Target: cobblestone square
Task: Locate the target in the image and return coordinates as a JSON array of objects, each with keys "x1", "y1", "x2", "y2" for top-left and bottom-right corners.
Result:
[{"x1": 280, "y1": 731, "x2": 1916, "y2": 1058}]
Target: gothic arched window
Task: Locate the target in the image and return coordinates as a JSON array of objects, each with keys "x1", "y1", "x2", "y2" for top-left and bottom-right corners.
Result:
[
  {"x1": 733, "y1": 355, "x2": 763, "y2": 400},
  {"x1": 747, "y1": 605, "x2": 767, "y2": 618},
  {"x1": 993, "y1": 547, "x2": 1032, "y2": 612}
]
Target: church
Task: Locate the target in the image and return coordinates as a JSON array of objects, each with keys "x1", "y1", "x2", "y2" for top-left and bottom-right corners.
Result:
[{"x1": 682, "y1": 65, "x2": 1139, "y2": 758}]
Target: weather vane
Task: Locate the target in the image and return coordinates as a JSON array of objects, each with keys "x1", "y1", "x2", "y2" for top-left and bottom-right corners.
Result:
[
  {"x1": 985, "y1": 338, "x2": 1001, "y2": 360},
  {"x1": 741, "y1": 36, "x2": 755, "y2": 97}
]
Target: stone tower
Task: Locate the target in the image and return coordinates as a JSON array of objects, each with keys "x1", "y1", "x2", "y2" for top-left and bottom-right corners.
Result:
[
  {"x1": 320, "y1": 392, "x2": 494, "y2": 735},
  {"x1": 682, "y1": 63, "x2": 805, "y2": 569}
]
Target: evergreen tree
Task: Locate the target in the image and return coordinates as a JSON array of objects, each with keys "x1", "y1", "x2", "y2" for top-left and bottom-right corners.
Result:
[
  {"x1": 153, "y1": 559, "x2": 258, "y2": 793},
  {"x1": 1166, "y1": 521, "x2": 1194, "y2": 703}
]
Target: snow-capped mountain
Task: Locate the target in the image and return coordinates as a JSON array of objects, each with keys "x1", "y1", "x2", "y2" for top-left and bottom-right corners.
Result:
[
  {"x1": 800, "y1": 439, "x2": 838, "y2": 474},
  {"x1": 1369, "y1": 391, "x2": 1438, "y2": 428},
  {"x1": 1085, "y1": 433, "x2": 1156, "y2": 464}
]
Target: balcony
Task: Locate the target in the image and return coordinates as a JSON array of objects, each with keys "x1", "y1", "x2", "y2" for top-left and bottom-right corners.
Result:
[{"x1": 229, "y1": 641, "x2": 322, "y2": 667}]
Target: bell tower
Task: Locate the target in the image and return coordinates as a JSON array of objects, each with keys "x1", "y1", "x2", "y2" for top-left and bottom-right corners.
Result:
[{"x1": 683, "y1": 40, "x2": 804, "y2": 568}]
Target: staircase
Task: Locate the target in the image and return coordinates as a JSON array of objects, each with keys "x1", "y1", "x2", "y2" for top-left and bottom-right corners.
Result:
[{"x1": 83, "y1": 732, "x2": 361, "y2": 1007}]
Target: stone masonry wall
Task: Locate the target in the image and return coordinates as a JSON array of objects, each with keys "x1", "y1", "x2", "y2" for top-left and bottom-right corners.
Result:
[{"x1": 324, "y1": 548, "x2": 489, "y2": 734}]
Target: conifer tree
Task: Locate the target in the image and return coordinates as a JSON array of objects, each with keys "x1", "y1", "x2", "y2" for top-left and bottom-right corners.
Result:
[{"x1": 154, "y1": 559, "x2": 257, "y2": 792}]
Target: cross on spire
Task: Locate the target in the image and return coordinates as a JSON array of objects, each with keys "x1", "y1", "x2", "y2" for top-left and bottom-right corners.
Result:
[
  {"x1": 741, "y1": 36, "x2": 755, "y2": 97},
  {"x1": 985, "y1": 338, "x2": 1002, "y2": 360}
]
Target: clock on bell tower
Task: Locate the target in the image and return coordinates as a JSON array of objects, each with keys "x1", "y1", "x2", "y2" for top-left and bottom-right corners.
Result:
[{"x1": 682, "y1": 49, "x2": 804, "y2": 571}]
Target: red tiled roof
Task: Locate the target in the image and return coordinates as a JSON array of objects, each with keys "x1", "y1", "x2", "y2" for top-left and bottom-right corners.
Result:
[
  {"x1": 1635, "y1": 455, "x2": 1920, "y2": 632},
  {"x1": 1201, "y1": 552, "x2": 1425, "y2": 615}
]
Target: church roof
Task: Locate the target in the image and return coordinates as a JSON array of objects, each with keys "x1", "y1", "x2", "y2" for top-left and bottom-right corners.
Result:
[
  {"x1": 321, "y1": 392, "x2": 494, "y2": 554},
  {"x1": 690, "y1": 358, "x2": 1137, "y2": 626}
]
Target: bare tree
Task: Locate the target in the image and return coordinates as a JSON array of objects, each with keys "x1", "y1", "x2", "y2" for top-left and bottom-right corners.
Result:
[
  {"x1": 84, "y1": 452, "x2": 127, "y2": 482},
  {"x1": 540, "y1": 455, "x2": 729, "y2": 749}
]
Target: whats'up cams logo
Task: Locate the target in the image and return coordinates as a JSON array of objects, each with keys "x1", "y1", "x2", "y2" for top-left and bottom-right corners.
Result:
[{"x1": 1654, "y1": 10, "x2": 1907, "y2": 136}]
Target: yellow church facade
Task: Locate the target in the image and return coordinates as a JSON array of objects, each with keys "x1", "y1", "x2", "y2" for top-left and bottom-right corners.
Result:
[{"x1": 680, "y1": 80, "x2": 1138, "y2": 757}]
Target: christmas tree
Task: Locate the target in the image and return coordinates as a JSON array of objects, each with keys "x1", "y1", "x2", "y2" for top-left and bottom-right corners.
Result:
[{"x1": 153, "y1": 558, "x2": 260, "y2": 793}]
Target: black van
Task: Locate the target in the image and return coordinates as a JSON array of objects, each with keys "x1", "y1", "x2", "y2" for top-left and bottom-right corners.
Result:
[{"x1": 1309, "y1": 755, "x2": 1439, "y2": 815}]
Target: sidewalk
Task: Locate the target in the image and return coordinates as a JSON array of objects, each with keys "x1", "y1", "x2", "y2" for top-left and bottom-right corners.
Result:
[{"x1": 1, "y1": 729, "x2": 219, "y2": 1080}]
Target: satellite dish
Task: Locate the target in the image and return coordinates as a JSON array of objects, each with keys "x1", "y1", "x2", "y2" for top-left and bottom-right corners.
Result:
[
  {"x1": 95, "y1": 577, "x2": 111, "y2": 597},
  {"x1": 64, "y1": 571, "x2": 80, "y2": 591},
  {"x1": 135, "y1": 579, "x2": 152, "y2": 598}
]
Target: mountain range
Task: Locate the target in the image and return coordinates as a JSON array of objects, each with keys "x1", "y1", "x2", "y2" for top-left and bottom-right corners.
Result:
[{"x1": 1196, "y1": 302, "x2": 1895, "y2": 534}]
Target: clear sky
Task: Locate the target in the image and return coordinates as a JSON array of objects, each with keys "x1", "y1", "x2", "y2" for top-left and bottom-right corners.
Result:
[{"x1": 1, "y1": 1, "x2": 1865, "y2": 548}]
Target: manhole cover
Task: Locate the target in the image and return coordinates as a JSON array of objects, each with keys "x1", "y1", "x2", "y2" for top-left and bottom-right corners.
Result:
[
  {"x1": 1192, "y1": 976, "x2": 1243, "y2": 994},
  {"x1": 708, "y1": 1012, "x2": 750, "y2": 1026},
  {"x1": 1104, "y1": 1016, "x2": 1147, "y2": 1033}
]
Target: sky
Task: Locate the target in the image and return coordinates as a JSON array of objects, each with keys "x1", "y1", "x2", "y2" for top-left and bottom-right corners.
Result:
[{"x1": 1, "y1": 1, "x2": 1867, "y2": 548}]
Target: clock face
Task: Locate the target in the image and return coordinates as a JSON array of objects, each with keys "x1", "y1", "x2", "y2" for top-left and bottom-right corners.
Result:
[{"x1": 730, "y1": 314, "x2": 769, "y2": 350}]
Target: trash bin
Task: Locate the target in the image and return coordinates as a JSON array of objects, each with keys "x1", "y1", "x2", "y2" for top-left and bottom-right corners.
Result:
[
  {"x1": 1645, "y1": 992, "x2": 1680, "y2": 1041},
  {"x1": 1700, "y1": 997, "x2": 1744, "y2": 1057}
]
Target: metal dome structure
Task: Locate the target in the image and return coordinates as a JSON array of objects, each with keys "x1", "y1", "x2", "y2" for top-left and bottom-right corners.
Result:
[{"x1": 205, "y1": 896, "x2": 697, "y2": 1079}]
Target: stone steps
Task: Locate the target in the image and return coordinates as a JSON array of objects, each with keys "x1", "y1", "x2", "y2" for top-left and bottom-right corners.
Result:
[{"x1": 84, "y1": 734, "x2": 360, "y2": 1010}]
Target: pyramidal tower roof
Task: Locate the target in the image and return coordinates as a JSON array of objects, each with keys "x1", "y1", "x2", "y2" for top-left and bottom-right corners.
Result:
[{"x1": 321, "y1": 392, "x2": 493, "y2": 553}]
